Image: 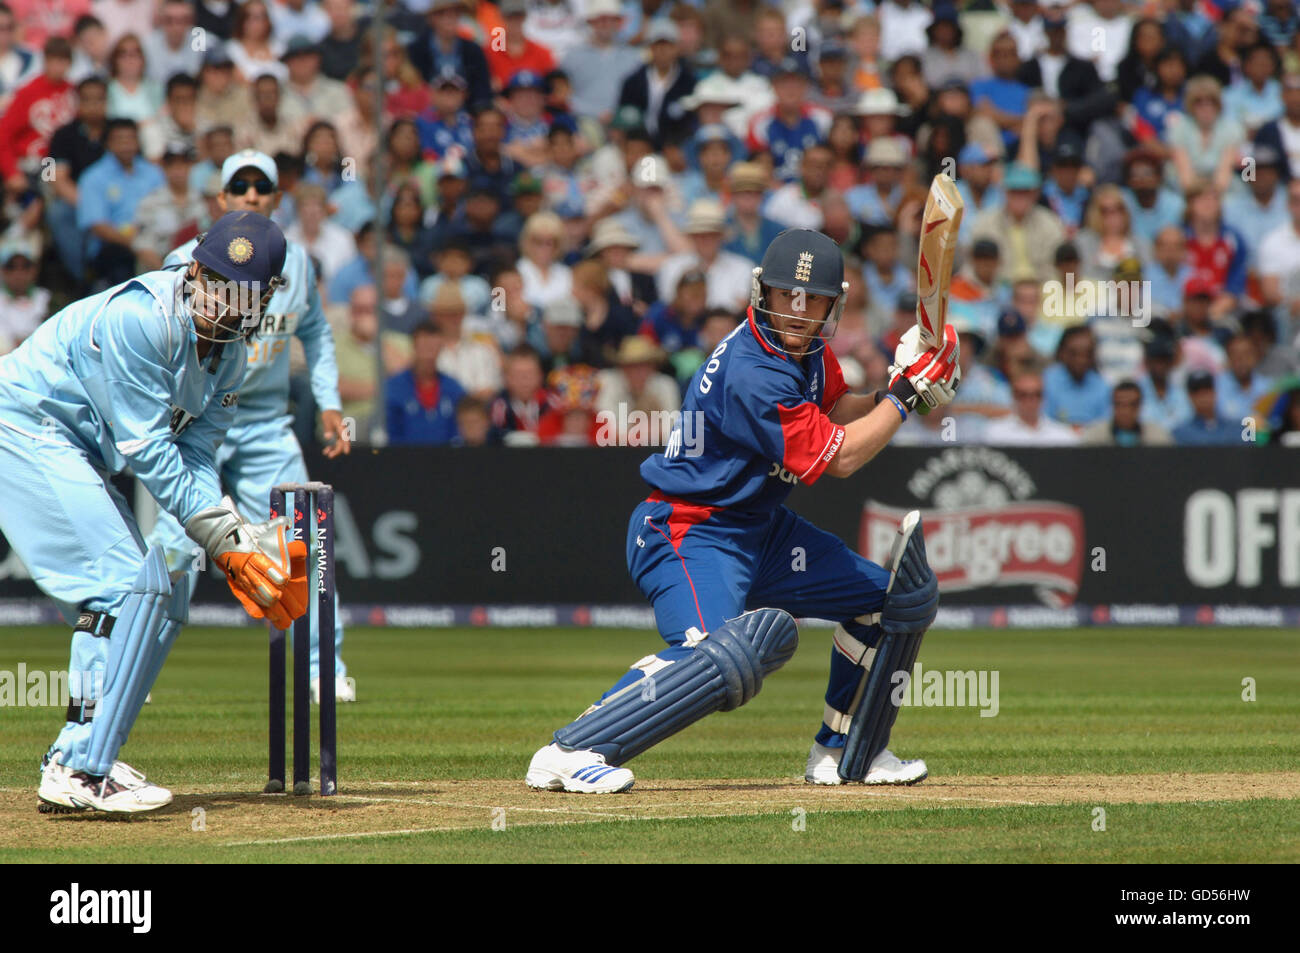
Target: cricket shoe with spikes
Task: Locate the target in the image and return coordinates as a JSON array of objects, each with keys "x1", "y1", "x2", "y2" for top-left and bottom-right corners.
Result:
[
  {"x1": 805, "y1": 742, "x2": 928, "y2": 786},
  {"x1": 311, "y1": 676, "x2": 356, "y2": 704},
  {"x1": 37, "y1": 754, "x2": 173, "y2": 814},
  {"x1": 525, "y1": 743, "x2": 635, "y2": 793}
]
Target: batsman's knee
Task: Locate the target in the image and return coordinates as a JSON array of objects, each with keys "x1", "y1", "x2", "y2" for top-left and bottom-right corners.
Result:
[{"x1": 880, "y1": 519, "x2": 938, "y2": 636}]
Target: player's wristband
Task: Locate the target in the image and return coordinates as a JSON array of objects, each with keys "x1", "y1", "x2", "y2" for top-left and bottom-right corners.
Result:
[{"x1": 885, "y1": 393, "x2": 908, "y2": 421}]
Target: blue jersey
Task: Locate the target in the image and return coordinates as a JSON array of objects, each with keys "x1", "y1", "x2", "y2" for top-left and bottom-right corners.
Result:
[
  {"x1": 0, "y1": 271, "x2": 240, "y2": 524},
  {"x1": 166, "y1": 238, "x2": 341, "y2": 424},
  {"x1": 640, "y1": 308, "x2": 849, "y2": 515}
]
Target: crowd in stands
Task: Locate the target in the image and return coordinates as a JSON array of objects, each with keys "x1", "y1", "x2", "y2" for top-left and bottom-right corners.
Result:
[{"x1": 3, "y1": 0, "x2": 1300, "y2": 448}]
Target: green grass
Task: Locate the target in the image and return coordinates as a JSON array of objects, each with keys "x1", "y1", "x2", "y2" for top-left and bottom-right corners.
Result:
[{"x1": 1, "y1": 626, "x2": 1296, "y2": 862}]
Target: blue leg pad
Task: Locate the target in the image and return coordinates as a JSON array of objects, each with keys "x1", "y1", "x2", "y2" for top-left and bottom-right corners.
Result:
[
  {"x1": 554, "y1": 608, "x2": 799, "y2": 766},
  {"x1": 839, "y1": 514, "x2": 937, "y2": 782}
]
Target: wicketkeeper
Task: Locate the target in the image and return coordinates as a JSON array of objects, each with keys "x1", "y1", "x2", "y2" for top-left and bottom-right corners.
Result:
[
  {"x1": 527, "y1": 227, "x2": 960, "y2": 792},
  {"x1": 0, "y1": 212, "x2": 309, "y2": 814}
]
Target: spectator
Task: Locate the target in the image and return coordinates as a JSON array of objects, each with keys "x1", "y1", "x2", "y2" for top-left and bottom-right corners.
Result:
[
  {"x1": 1067, "y1": 0, "x2": 1133, "y2": 84},
  {"x1": 1224, "y1": 145, "x2": 1287, "y2": 270},
  {"x1": 76, "y1": 117, "x2": 163, "y2": 288},
  {"x1": 144, "y1": 0, "x2": 202, "y2": 84},
  {"x1": 501, "y1": 70, "x2": 551, "y2": 168},
  {"x1": 132, "y1": 141, "x2": 203, "y2": 271},
  {"x1": 418, "y1": 241, "x2": 492, "y2": 328},
  {"x1": 970, "y1": 163, "x2": 1066, "y2": 285},
  {"x1": 487, "y1": 262, "x2": 536, "y2": 351},
  {"x1": 143, "y1": 72, "x2": 199, "y2": 162},
  {"x1": 1147, "y1": 225, "x2": 1192, "y2": 318},
  {"x1": 281, "y1": 34, "x2": 351, "y2": 123},
  {"x1": 0, "y1": 37, "x2": 75, "y2": 187},
  {"x1": 1193, "y1": 5, "x2": 1258, "y2": 89},
  {"x1": 188, "y1": 123, "x2": 234, "y2": 197},
  {"x1": 91, "y1": 0, "x2": 157, "y2": 48},
  {"x1": 330, "y1": 282, "x2": 412, "y2": 443},
  {"x1": 6, "y1": 0, "x2": 91, "y2": 51},
  {"x1": 227, "y1": 0, "x2": 287, "y2": 83},
  {"x1": 844, "y1": 137, "x2": 906, "y2": 228},
  {"x1": 377, "y1": 248, "x2": 422, "y2": 339},
  {"x1": 300, "y1": 119, "x2": 344, "y2": 191},
  {"x1": 195, "y1": 0, "x2": 237, "y2": 42},
  {"x1": 1262, "y1": 0, "x2": 1300, "y2": 49},
  {"x1": 1163, "y1": 0, "x2": 1215, "y2": 67},
  {"x1": 1216, "y1": 334, "x2": 1274, "y2": 423},
  {"x1": 657, "y1": 200, "x2": 751, "y2": 312},
  {"x1": 860, "y1": 225, "x2": 912, "y2": 334},
  {"x1": 372, "y1": 25, "x2": 433, "y2": 121},
  {"x1": 922, "y1": 3, "x2": 982, "y2": 89},
  {"x1": 1255, "y1": 73, "x2": 1300, "y2": 181},
  {"x1": 46, "y1": 74, "x2": 107, "y2": 280},
  {"x1": 239, "y1": 74, "x2": 305, "y2": 156},
  {"x1": 1122, "y1": 148, "x2": 1184, "y2": 243},
  {"x1": 464, "y1": 105, "x2": 520, "y2": 196},
  {"x1": 68, "y1": 14, "x2": 109, "y2": 84},
  {"x1": 1073, "y1": 185, "x2": 1152, "y2": 280},
  {"x1": 385, "y1": 321, "x2": 465, "y2": 446},
  {"x1": 1005, "y1": 0, "x2": 1045, "y2": 62},
  {"x1": 616, "y1": 20, "x2": 696, "y2": 151},
  {"x1": 947, "y1": 317, "x2": 1012, "y2": 443},
  {"x1": 570, "y1": 257, "x2": 637, "y2": 357},
  {"x1": 196, "y1": 43, "x2": 246, "y2": 133},
  {"x1": 594, "y1": 335, "x2": 680, "y2": 443},
  {"x1": 523, "y1": 0, "x2": 583, "y2": 62},
  {"x1": 607, "y1": 154, "x2": 689, "y2": 273},
  {"x1": 454, "y1": 395, "x2": 495, "y2": 446},
  {"x1": 406, "y1": 0, "x2": 492, "y2": 109},
  {"x1": 106, "y1": 33, "x2": 163, "y2": 149},
  {"x1": 335, "y1": 64, "x2": 378, "y2": 177},
  {"x1": 1172, "y1": 369, "x2": 1243, "y2": 445},
  {"x1": 1081, "y1": 380, "x2": 1174, "y2": 445},
  {"x1": 1183, "y1": 178, "x2": 1246, "y2": 318},
  {"x1": 1178, "y1": 276, "x2": 1227, "y2": 373},
  {"x1": 1044, "y1": 325, "x2": 1111, "y2": 427},
  {"x1": 530, "y1": 296, "x2": 586, "y2": 374},
  {"x1": 747, "y1": 57, "x2": 829, "y2": 185},
  {"x1": 1131, "y1": 47, "x2": 1188, "y2": 140},
  {"x1": 415, "y1": 71, "x2": 473, "y2": 162},
  {"x1": 704, "y1": 35, "x2": 772, "y2": 141},
  {"x1": 268, "y1": 0, "x2": 330, "y2": 45},
  {"x1": 1224, "y1": 42, "x2": 1283, "y2": 137},
  {"x1": 971, "y1": 31, "x2": 1029, "y2": 153},
  {"x1": 1115, "y1": 17, "x2": 1164, "y2": 104},
  {"x1": 488, "y1": 0, "x2": 556, "y2": 92},
  {"x1": 749, "y1": 5, "x2": 800, "y2": 78},
  {"x1": 766, "y1": 143, "x2": 835, "y2": 231},
  {"x1": 1258, "y1": 179, "x2": 1300, "y2": 324},
  {"x1": 811, "y1": 42, "x2": 855, "y2": 116},
  {"x1": 950, "y1": 238, "x2": 1007, "y2": 316},
  {"x1": 1136, "y1": 328, "x2": 1192, "y2": 432},
  {"x1": 285, "y1": 182, "x2": 355, "y2": 279},
  {"x1": 489, "y1": 344, "x2": 548, "y2": 442},
  {"x1": 984, "y1": 370, "x2": 1081, "y2": 445},
  {"x1": 1169, "y1": 76, "x2": 1245, "y2": 193},
  {"x1": 724, "y1": 161, "x2": 782, "y2": 264},
  {"x1": 641, "y1": 267, "x2": 707, "y2": 359},
  {"x1": 1241, "y1": 308, "x2": 1299, "y2": 378},
  {"x1": 1017, "y1": 9, "x2": 1110, "y2": 136},
  {"x1": 429, "y1": 282, "x2": 502, "y2": 400},
  {"x1": 318, "y1": 0, "x2": 364, "y2": 82},
  {"x1": 877, "y1": 0, "x2": 931, "y2": 63},
  {"x1": 0, "y1": 240, "x2": 48, "y2": 354},
  {"x1": 517, "y1": 211, "x2": 572, "y2": 309},
  {"x1": 679, "y1": 124, "x2": 735, "y2": 208}
]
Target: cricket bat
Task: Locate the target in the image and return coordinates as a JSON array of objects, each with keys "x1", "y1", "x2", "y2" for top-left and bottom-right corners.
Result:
[{"x1": 915, "y1": 173, "x2": 964, "y2": 350}]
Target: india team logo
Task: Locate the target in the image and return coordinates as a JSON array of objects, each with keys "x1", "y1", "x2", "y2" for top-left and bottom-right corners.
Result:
[{"x1": 227, "y1": 237, "x2": 254, "y2": 264}]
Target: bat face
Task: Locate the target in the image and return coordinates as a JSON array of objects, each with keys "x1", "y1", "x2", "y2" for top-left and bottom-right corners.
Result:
[{"x1": 915, "y1": 173, "x2": 964, "y2": 350}]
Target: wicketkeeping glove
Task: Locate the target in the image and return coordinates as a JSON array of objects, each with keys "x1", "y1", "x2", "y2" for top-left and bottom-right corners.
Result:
[
  {"x1": 185, "y1": 497, "x2": 309, "y2": 629},
  {"x1": 888, "y1": 324, "x2": 962, "y2": 412}
]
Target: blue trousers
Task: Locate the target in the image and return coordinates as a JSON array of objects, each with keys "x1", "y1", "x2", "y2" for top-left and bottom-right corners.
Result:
[{"x1": 615, "y1": 494, "x2": 890, "y2": 746}]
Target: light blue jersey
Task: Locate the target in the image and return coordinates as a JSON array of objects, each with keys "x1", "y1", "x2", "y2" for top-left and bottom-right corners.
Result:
[
  {"x1": 165, "y1": 239, "x2": 341, "y2": 423},
  {"x1": 0, "y1": 270, "x2": 239, "y2": 525}
]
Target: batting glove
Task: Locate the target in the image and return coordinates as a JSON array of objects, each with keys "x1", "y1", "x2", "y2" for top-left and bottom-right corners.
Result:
[{"x1": 888, "y1": 324, "x2": 961, "y2": 411}]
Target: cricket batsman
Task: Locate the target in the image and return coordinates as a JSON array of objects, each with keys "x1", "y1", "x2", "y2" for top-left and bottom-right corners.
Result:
[
  {"x1": 0, "y1": 212, "x2": 309, "y2": 814},
  {"x1": 149, "y1": 150, "x2": 354, "y2": 704},
  {"x1": 526, "y1": 227, "x2": 961, "y2": 792}
]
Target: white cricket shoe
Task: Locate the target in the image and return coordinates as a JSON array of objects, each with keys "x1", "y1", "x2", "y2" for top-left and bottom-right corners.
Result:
[
  {"x1": 804, "y1": 742, "x2": 928, "y2": 786},
  {"x1": 38, "y1": 755, "x2": 173, "y2": 814},
  {"x1": 525, "y1": 743, "x2": 634, "y2": 793},
  {"x1": 311, "y1": 676, "x2": 356, "y2": 704}
]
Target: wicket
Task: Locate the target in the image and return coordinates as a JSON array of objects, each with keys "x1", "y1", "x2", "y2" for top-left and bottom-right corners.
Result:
[{"x1": 265, "y1": 482, "x2": 337, "y2": 796}]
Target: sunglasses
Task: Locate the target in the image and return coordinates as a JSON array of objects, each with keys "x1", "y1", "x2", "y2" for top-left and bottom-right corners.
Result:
[
  {"x1": 228, "y1": 178, "x2": 276, "y2": 196},
  {"x1": 1013, "y1": 389, "x2": 1043, "y2": 399}
]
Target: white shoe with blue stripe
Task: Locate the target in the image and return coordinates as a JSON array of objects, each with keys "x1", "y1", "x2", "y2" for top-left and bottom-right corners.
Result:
[{"x1": 526, "y1": 743, "x2": 635, "y2": 793}]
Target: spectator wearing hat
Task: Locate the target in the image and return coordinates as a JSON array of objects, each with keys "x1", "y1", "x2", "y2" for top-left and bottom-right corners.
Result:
[
  {"x1": 1254, "y1": 73, "x2": 1300, "y2": 181},
  {"x1": 133, "y1": 141, "x2": 203, "y2": 271},
  {"x1": 764, "y1": 143, "x2": 834, "y2": 232},
  {"x1": 877, "y1": 0, "x2": 932, "y2": 63},
  {"x1": 1043, "y1": 325, "x2": 1110, "y2": 427},
  {"x1": 427, "y1": 282, "x2": 502, "y2": 400},
  {"x1": 385, "y1": 321, "x2": 466, "y2": 446},
  {"x1": 1216, "y1": 334, "x2": 1274, "y2": 423},
  {"x1": 616, "y1": 19, "x2": 696, "y2": 151},
  {"x1": 844, "y1": 137, "x2": 907, "y2": 228},
  {"x1": 587, "y1": 218, "x2": 652, "y2": 311},
  {"x1": 328, "y1": 283, "x2": 413, "y2": 444},
  {"x1": 594, "y1": 335, "x2": 680, "y2": 442},
  {"x1": 1081, "y1": 380, "x2": 1173, "y2": 446},
  {"x1": 143, "y1": 0, "x2": 203, "y2": 84},
  {"x1": 500, "y1": 171, "x2": 546, "y2": 236},
  {"x1": 1039, "y1": 138, "x2": 1090, "y2": 235},
  {"x1": 1121, "y1": 149, "x2": 1184, "y2": 244},
  {"x1": 280, "y1": 34, "x2": 351, "y2": 123},
  {"x1": 1130, "y1": 46, "x2": 1189, "y2": 140},
  {"x1": 1016, "y1": 9, "x2": 1110, "y2": 135},
  {"x1": 0, "y1": 241, "x2": 48, "y2": 354},
  {"x1": 1223, "y1": 145, "x2": 1287, "y2": 270},
  {"x1": 1135, "y1": 324, "x2": 1191, "y2": 431},
  {"x1": 518, "y1": 210, "x2": 573, "y2": 310},
  {"x1": 464, "y1": 105, "x2": 521, "y2": 197},
  {"x1": 969, "y1": 31, "x2": 1028, "y2": 152},
  {"x1": 407, "y1": 0, "x2": 492, "y2": 109},
  {"x1": 0, "y1": 37, "x2": 75, "y2": 188},
  {"x1": 529, "y1": 297, "x2": 586, "y2": 375},
  {"x1": 1183, "y1": 179, "x2": 1246, "y2": 319},
  {"x1": 561, "y1": 0, "x2": 640, "y2": 123},
  {"x1": 268, "y1": 0, "x2": 330, "y2": 45},
  {"x1": 1171, "y1": 370, "x2": 1241, "y2": 445},
  {"x1": 724, "y1": 161, "x2": 782, "y2": 264},
  {"x1": 747, "y1": 56, "x2": 830, "y2": 184},
  {"x1": 657, "y1": 199, "x2": 752, "y2": 312},
  {"x1": 488, "y1": 0, "x2": 556, "y2": 92},
  {"x1": 502, "y1": 70, "x2": 552, "y2": 167},
  {"x1": 970, "y1": 162, "x2": 1066, "y2": 285},
  {"x1": 226, "y1": 0, "x2": 288, "y2": 83},
  {"x1": 1146, "y1": 226, "x2": 1192, "y2": 317},
  {"x1": 196, "y1": 43, "x2": 247, "y2": 134},
  {"x1": 77, "y1": 117, "x2": 164, "y2": 289},
  {"x1": 921, "y1": 3, "x2": 982, "y2": 89},
  {"x1": 678, "y1": 72, "x2": 746, "y2": 147},
  {"x1": 984, "y1": 370, "x2": 1081, "y2": 445},
  {"x1": 489, "y1": 343, "x2": 549, "y2": 441},
  {"x1": 862, "y1": 230, "x2": 913, "y2": 337},
  {"x1": 318, "y1": 0, "x2": 366, "y2": 82}
]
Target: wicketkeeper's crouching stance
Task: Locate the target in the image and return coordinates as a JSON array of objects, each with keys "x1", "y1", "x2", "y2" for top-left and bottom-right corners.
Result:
[
  {"x1": 527, "y1": 227, "x2": 961, "y2": 792},
  {"x1": 0, "y1": 212, "x2": 309, "y2": 814}
]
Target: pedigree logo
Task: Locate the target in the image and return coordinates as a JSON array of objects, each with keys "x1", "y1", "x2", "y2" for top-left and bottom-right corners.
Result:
[{"x1": 860, "y1": 449, "x2": 1085, "y2": 607}]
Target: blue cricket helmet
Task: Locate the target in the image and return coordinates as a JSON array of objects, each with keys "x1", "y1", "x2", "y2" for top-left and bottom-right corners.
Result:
[
  {"x1": 186, "y1": 211, "x2": 288, "y2": 343},
  {"x1": 750, "y1": 227, "x2": 849, "y2": 356}
]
